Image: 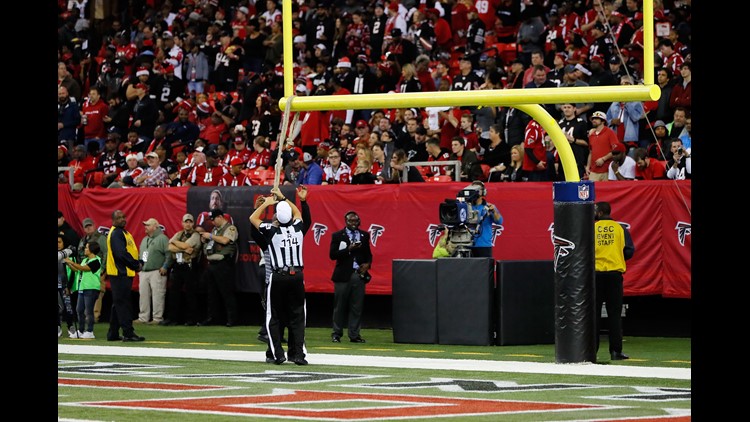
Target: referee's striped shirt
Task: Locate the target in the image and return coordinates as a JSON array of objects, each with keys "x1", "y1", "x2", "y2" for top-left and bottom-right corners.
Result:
[{"x1": 260, "y1": 219, "x2": 304, "y2": 270}]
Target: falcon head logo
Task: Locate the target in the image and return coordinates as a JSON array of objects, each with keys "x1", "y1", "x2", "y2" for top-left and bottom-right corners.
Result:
[
  {"x1": 312, "y1": 223, "x2": 328, "y2": 246},
  {"x1": 368, "y1": 224, "x2": 385, "y2": 246},
  {"x1": 427, "y1": 224, "x2": 442, "y2": 247},
  {"x1": 490, "y1": 224, "x2": 504, "y2": 246},
  {"x1": 552, "y1": 234, "x2": 576, "y2": 271},
  {"x1": 675, "y1": 221, "x2": 691, "y2": 246}
]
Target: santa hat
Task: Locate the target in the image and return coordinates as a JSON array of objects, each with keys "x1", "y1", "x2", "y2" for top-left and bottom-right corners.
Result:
[
  {"x1": 135, "y1": 66, "x2": 149, "y2": 77},
  {"x1": 197, "y1": 102, "x2": 214, "y2": 114},
  {"x1": 336, "y1": 57, "x2": 351, "y2": 68}
]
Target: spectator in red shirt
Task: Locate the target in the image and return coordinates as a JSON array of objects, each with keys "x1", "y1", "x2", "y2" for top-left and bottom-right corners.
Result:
[
  {"x1": 633, "y1": 148, "x2": 667, "y2": 180},
  {"x1": 586, "y1": 111, "x2": 619, "y2": 181},
  {"x1": 669, "y1": 61, "x2": 691, "y2": 113},
  {"x1": 81, "y1": 86, "x2": 110, "y2": 151},
  {"x1": 199, "y1": 108, "x2": 230, "y2": 146},
  {"x1": 68, "y1": 144, "x2": 98, "y2": 189},
  {"x1": 242, "y1": 135, "x2": 269, "y2": 171},
  {"x1": 522, "y1": 119, "x2": 549, "y2": 181},
  {"x1": 189, "y1": 149, "x2": 227, "y2": 186},
  {"x1": 219, "y1": 157, "x2": 253, "y2": 187}
]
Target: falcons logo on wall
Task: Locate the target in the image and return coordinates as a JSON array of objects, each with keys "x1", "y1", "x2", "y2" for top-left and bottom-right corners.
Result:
[
  {"x1": 368, "y1": 224, "x2": 385, "y2": 246},
  {"x1": 490, "y1": 224, "x2": 504, "y2": 246},
  {"x1": 312, "y1": 223, "x2": 328, "y2": 246},
  {"x1": 675, "y1": 221, "x2": 691, "y2": 246},
  {"x1": 426, "y1": 224, "x2": 442, "y2": 247}
]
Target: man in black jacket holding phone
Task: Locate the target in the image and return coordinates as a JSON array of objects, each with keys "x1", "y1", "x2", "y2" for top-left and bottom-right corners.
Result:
[{"x1": 329, "y1": 210, "x2": 372, "y2": 343}]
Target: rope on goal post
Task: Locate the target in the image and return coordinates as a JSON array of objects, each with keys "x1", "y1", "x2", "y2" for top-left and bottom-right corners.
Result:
[{"x1": 272, "y1": 95, "x2": 300, "y2": 189}]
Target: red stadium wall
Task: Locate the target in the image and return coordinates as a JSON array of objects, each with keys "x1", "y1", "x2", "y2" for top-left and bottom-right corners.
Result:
[{"x1": 58, "y1": 181, "x2": 691, "y2": 299}]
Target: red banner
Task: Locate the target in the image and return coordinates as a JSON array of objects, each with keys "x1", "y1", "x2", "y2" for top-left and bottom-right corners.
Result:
[{"x1": 59, "y1": 181, "x2": 691, "y2": 298}]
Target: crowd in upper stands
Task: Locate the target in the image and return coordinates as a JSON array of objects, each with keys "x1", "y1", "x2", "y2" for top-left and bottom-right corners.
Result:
[{"x1": 57, "y1": 0, "x2": 692, "y2": 189}]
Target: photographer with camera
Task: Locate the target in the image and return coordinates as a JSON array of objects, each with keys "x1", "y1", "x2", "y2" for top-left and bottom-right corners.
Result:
[
  {"x1": 329, "y1": 211, "x2": 372, "y2": 344},
  {"x1": 665, "y1": 139, "x2": 691, "y2": 180},
  {"x1": 467, "y1": 181, "x2": 504, "y2": 258},
  {"x1": 58, "y1": 234, "x2": 78, "y2": 338}
]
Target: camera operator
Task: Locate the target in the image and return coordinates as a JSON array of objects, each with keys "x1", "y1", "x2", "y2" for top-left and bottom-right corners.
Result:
[
  {"x1": 58, "y1": 234, "x2": 78, "y2": 338},
  {"x1": 665, "y1": 139, "x2": 691, "y2": 180},
  {"x1": 468, "y1": 181, "x2": 504, "y2": 258}
]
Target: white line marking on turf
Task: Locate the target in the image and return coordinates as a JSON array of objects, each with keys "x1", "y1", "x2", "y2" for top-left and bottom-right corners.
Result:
[{"x1": 58, "y1": 345, "x2": 690, "y2": 380}]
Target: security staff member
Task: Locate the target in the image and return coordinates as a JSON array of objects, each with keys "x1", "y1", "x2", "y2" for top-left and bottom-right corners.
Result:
[
  {"x1": 105, "y1": 209, "x2": 145, "y2": 342},
  {"x1": 329, "y1": 210, "x2": 372, "y2": 344},
  {"x1": 163, "y1": 213, "x2": 202, "y2": 326},
  {"x1": 199, "y1": 208, "x2": 239, "y2": 327},
  {"x1": 250, "y1": 187, "x2": 308, "y2": 365},
  {"x1": 594, "y1": 201, "x2": 635, "y2": 361}
]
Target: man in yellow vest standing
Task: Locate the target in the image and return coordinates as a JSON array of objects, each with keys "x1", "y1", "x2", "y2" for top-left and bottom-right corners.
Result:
[
  {"x1": 594, "y1": 201, "x2": 635, "y2": 360},
  {"x1": 106, "y1": 209, "x2": 145, "y2": 341}
]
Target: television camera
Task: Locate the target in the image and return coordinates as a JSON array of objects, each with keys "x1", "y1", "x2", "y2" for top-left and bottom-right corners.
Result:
[{"x1": 437, "y1": 184, "x2": 484, "y2": 257}]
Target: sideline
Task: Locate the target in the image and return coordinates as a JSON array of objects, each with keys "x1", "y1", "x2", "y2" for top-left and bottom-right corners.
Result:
[{"x1": 59, "y1": 345, "x2": 690, "y2": 380}]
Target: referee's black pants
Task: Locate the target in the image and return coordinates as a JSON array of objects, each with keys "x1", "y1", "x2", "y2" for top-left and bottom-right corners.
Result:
[
  {"x1": 595, "y1": 271, "x2": 625, "y2": 354},
  {"x1": 266, "y1": 271, "x2": 306, "y2": 361}
]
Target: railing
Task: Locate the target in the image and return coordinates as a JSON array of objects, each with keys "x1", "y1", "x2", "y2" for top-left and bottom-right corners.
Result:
[
  {"x1": 58, "y1": 167, "x2": 74, "y2": 189},
  {"x1": 400, "y1": 160, "x2": 462, "y2": 183}
]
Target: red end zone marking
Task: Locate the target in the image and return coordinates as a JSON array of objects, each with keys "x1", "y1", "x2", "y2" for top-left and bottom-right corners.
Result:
[
  {"x1": 59, "y1": 378, "x2": 226, "y2": 391},
  {"x1": 83, "y1": 390, "x2": 602, "y2": 419}
]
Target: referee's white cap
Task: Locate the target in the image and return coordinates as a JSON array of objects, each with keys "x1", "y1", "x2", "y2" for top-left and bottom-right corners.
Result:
[{"x1": 276, "y1": 201, "x2": 292, "y2": 224}]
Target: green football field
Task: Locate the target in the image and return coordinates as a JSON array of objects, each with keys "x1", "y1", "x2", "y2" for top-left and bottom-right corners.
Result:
[{"x1": 58, "y1": 324, "x2": 690, "y2": 421}]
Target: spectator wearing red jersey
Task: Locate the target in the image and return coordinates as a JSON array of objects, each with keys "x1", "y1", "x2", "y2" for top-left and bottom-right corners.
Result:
[
  {"x1": 658, "y1": 39, "x2": 684, "y2": 76},
  {"x1": 219, "y1": 157, "x2": 253, "y2": 187},
  {"x1": 459, "y1": 113, "x2": 479, "y2": 152},
  {"x1": 586, "y1": 111, "x2": 619, "y2": 181},
  {"x1": 521, "y1": 119, "x2": 549, "y2": 182},
  {"x1": 243, "y1": 135, "x2": 270, "y2": 171},
  {"x1": 435, "y1": 107, "x2": 462, "y2": 150},
  {"x1": 199, "y1": 108, "x2": 230, "y2": 146},
  {"x1": 189, "y1": 149, "x2": 227, "y2": 186},
  {"x1": 68, "y1": 144, "x2": 98, "y2": 189},
  {"x1": 322, "y1": 148, "x2": 352, "y2": 185},
  {"x1": 81, "y1": 86, "x2": 110, "y2": 151},
  {"x1": 424, "y1": 8, "x2": 452, "y2": 53},
  {"x1": 295, "y1": 84, "x2": 332, "y2": 158},
  {"x1": 329, "y1": 77, "x2": 354, "y2": 125},
  {"x1": 109, "y1": 153, "x2": 144, "y2": 188},
  {"x1": 633, "y1": 148, "x2": 667, "y2": 180}
]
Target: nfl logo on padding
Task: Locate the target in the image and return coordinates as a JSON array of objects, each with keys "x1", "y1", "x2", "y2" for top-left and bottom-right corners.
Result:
[{"x1": 578, "y1": 184, "x2": 590, "y2": 200}]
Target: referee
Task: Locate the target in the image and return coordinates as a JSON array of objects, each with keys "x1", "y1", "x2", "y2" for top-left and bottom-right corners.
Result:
[{"x1": 249, "y1": 187, "x2": 308, "y2": 365}]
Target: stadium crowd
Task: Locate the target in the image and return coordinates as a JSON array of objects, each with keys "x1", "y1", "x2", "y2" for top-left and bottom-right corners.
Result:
[{"x1": 57, "y1": 0, "x2": 692, "y2": 189}]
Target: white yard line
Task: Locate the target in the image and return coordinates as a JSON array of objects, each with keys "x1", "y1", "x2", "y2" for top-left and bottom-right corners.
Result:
[{"x1": 59, "y1": 345, "x2": 690, "y2": 380}]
